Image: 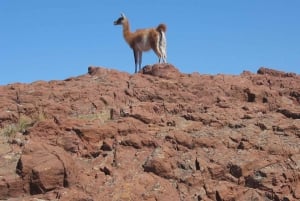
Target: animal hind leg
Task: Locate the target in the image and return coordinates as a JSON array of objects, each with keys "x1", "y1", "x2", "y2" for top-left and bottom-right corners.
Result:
[
  {"x1": 150, "y1": 33, "x2": 162, "y2": 64},
  {"x1": 162, "y1": 49, "x2": 167, "y2": 63},
  {"x1": 159, "y1": 47, "x2": 166, "y2": 63},
  {"x1": 159, "y1": 31, "x2": 167, "y2": 63},
  {"x1": 153, "y1": 45, "x2": 162, "y2": 64}
]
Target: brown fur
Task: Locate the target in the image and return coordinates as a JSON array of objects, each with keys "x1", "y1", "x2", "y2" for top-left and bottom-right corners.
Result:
[
  {"x1": 122, "y1": 19, "x2": 160, "y2": 53},
  {"x1": 156, "y1": 24, "x2": 167, "y2": 33}
]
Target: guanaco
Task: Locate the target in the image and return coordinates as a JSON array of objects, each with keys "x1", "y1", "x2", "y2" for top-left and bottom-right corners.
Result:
[{"x1": 114, "y1": 13, "x2": 167, "y2": 73}]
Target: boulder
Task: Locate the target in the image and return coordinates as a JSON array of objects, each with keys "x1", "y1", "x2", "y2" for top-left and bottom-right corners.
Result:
[{"x1": 16, "y1": 141, "x2": 78, "y2": 195}]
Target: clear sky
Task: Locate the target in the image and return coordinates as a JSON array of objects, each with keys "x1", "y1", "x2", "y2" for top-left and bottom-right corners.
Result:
[{"x1": 1, "y1": 1, "x2": 299, "y2": 85}]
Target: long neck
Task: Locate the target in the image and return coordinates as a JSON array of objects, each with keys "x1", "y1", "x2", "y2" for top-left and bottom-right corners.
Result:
[{"x1": 122, "y1": 20, "x2": 132, "y2": 45}]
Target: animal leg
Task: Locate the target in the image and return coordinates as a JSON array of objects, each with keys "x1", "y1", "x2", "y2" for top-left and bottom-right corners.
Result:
[
  {"x1": 160, "y1": 35, "x2": 167, "y2": 63},
  {"x1": 138, "y1": 51, "x2": 142, "y2": 71},
  {"x1": 153, "y1": 45, "x2": 162, "y2": 64},
  {"x1": 150, "y1": 33, "x2": 162, "y2": 64},
  {"x1": 161, "y1": 50, "x2": 167, "y2": 63},
  {"x1": 159, "y1": 44, "x2": 167, "y2": 63},
  {"x1": 133, "y1": 49, "x2": 139, "y2": 73}
]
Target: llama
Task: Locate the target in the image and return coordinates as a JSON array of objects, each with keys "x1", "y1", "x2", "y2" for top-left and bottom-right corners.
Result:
[{"x1": 114, "y1": 13, "x2": 167, "y2": 73}]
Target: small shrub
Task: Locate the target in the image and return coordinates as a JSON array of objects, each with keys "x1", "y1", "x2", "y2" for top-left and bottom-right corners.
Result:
[
  {"x1": 0, "y1": 116, "x2": 33, "y2": 137},
  {"x1": 1, "y1": 124, "x2": 18, "y2": 137}
]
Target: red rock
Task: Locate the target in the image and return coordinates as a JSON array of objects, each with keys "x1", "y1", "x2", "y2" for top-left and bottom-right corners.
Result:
[
  {"x1": 236, "y1": 189, "x2": 265, "y2": 201},
  {"x1": 101, "y1": 139, "x2": 114, "y2": 151},
  {"x1": 120, "y1": 135, "x2": 142, "y2": 149},
  {"x1": 143, "y1": 147, "x2": 175, "y2": 179},
  {"x1": 0, "y1": 175, "x2": 24, "y2": 199},
  {"x1": 142, "y1": 63, "x2": 180, "y2": 79},
  {"x1": 173, "y1": 131, "x2": 194, "y2": 149},
  {"x1": 16, "y1": 141, "x2": 78, "y2": 194},
  {"x1": 257, "y1": 67, "x2": 296, "y2": 77},
  {"x1": 56, "y1": 134, "x2": 81, "y2": 153},
  {"x1": 294, "y1": 182, "x2": 300, "y2": 199},
  {"x1": 0, "y1": 66, "x2": 299, "y2": 200},
  {"x1": 0, "y1": 111, "x2": 18, "y2": 127}
]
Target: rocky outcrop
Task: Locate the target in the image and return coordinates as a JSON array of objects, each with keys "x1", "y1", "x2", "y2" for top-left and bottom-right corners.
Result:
[
  {"x1": 0, "y1": 64, "x2": 299, "y2": 200},
  {"x1": 16, "y1": 141, "x2": 78, "y2": 195}
]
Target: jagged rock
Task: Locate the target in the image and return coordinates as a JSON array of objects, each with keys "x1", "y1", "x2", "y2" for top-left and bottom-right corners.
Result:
[
  {"x1": 277, "y1": 108, "x2": 300, "y2": 119},
  {"x1": 257, "y1": 67, "x2": 296, "y2": 77},
  {"x1": 143, "y1": 147, "x2": 175, "y2": 179},
  {"x1": 100, "y1": 139, "x2": 114, "y2": 151},
  {"x1": 0, "y1": 65, "x2": 299, "y2": 200},
  {"x1": 0, "y1": 175, "x2": 24, "y2": 199},
  {"x1": 142, "y1": 63, "x2": 180, "y2": 79},
  {"x1": 16, "y1": 141, "x2": 78, "y2": 195},
  {"x1": 294, "y1": 182, "x2": 300, "y2": 199},
  {"x1": 0, "y1": 111, "x2": 18, "y2": 127},
  {"x1": 120, "y1": 135, "x2": 142, "y2": 149},
  {"x1": 173, "y1": 131, "x2": 194, "y2": 149},
  {"x1": 56, "y1": 134, "x2": 81, "y2": 153}
]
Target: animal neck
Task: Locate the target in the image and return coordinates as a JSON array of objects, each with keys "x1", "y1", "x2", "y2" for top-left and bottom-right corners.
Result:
[{"x1": 122, "y1": 20, "x2": 132, "y2": 45}]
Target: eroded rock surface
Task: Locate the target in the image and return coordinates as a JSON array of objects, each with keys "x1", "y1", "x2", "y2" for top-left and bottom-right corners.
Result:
[{"x1": 0, "y1": 65, "x2": 299, "y2": 200}]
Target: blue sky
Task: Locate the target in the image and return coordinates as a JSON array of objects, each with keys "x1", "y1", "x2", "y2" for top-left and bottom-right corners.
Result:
[{"x1": 1, "y1": 1, "x2": 299, "y2": 85}]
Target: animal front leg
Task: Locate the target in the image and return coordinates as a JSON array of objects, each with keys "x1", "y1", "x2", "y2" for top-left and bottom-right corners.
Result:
[
  {"x1": 138, "y1": 51, "x2": 142, "y2": 71},
  {"x1": 133, "y1": 49, "x2": 139, "y2": 73}
]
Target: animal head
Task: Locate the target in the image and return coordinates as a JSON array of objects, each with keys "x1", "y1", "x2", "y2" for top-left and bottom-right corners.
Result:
[{"x1": 114, "y1": 13, "x2": 127, "y2": 25}]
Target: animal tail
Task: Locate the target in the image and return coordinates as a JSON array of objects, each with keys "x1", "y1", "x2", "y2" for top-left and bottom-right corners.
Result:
[
  {"x1": 156, "y1": 24, "x2": 167, "y2": 46},
  {"x1": 156, "y1": 24, "x2": 167, "y2": 33},
  {"x1": 157, "y1": 24, "x2": 167, "y2": 63}
]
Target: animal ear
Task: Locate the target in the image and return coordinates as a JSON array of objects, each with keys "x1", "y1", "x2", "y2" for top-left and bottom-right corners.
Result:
[{"x1": 121, "y1": 13, "x2": 126, "y2": 19}]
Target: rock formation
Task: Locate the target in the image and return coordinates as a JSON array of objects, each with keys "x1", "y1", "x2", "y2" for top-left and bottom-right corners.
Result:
[{"x1": 0, "y1": 64, "x2": 299, "y2": 200}]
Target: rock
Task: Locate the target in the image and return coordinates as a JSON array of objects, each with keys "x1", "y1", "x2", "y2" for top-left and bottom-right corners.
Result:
[
  {"x1": 294, "y1": 182, "x2": 300, "y2": 199},
  {"x1": 236, "y1": 189, "x2": 265, "y2": 201},
  {"x1": 277, "y1": 108, "x2": 300, "y2": 119},
  {"x1": 0, "y1": 134, "x2": 23, "y2": 199},
  {"x1": 0, "y1": 175, "x2": 24, "y2": 199},
  {"x1": 56, "y1": 134, "x2": 81, "y2": 153},
  {"x1": 143, "y1": 148, "x2": 175, "y2": 179},
  {"x1": 173, "y1": 131, "x2": 194, "y2": 149},
  {"x1": 142, "y1": 63, "x2": 180, "y2": 79},
  {"x1": 0, "y1": 111, "x2": 18, "y2": 127},
  {"x1": 257, "y1": 67, "x2": 296, "y2": 77},
  {"x1": 120, "y1": 134, "x2": 144, "y2": 149},
  {"x1": 100, "y1": 139, "x2": 114, "y2": 151},
  {"x1": 0, "y1": 66, "x2": 299, "y2": 200},
  {"x1": 16, "y1": 141, "x2": 78, "y2": 195}
]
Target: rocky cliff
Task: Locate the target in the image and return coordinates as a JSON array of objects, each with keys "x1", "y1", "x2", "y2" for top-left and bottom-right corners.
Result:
[{"x1": 0, "y1": 64, "x2": 299, "y2": 201}]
